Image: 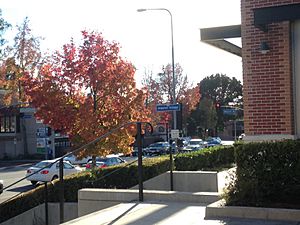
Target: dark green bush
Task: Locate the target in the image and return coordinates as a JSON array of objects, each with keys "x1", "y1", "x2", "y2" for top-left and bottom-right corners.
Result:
[
  {"x1": 174, "y1": 145, "x2": 235, "y2": 171},
  {"x1": 225, "y1": 140, "x2": 300, "y2": 208}
]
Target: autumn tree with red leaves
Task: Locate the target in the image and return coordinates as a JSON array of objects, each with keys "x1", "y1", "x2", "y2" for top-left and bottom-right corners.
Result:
[
  {"x1": 24, "y1": 31, "x2": 150, "y2": 157},
  {"x1": 142, "y1": 63, "x2": 200, "y2": 132}
]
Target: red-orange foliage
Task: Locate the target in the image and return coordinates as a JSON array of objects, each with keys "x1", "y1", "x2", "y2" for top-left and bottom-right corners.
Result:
[
  {"x1": 24, "y1": 31, "x2": 150, "y2": 156},
  {"x1": 142, "y1": 63, "x2": 200, "y2": 130}
]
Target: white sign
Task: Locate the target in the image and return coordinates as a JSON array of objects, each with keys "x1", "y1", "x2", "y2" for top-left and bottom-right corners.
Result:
[
  {"x1": 37, "y1": 128, "x2": 47, "y2": 137},
  {"x1": 171, "y1": 129, "x2": 180, "y2": 139}
]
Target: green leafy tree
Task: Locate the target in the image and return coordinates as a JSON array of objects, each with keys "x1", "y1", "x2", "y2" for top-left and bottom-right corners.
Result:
[
  {"x1": 188, "y1": 74, "x2": 243, "y2": 136},
  {"x1": 200, "y1": 73, "x2": 242, "y2": 105},
  {"x1": 187, "y1": 97, "x2": 216, "y2": 138}
]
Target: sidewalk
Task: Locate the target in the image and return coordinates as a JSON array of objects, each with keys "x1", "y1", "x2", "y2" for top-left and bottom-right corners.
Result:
[{"x1": 62, "y1": 201, "x2": 297, "y2": 225}]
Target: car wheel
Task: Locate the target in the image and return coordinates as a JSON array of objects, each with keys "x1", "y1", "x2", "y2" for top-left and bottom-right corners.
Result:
[
  {"x1": 51, "y1": 175, "x2": 59, "y2": 181},
  {"x1": 31, "y1": 181, "x2": 38, "y2": 185}
]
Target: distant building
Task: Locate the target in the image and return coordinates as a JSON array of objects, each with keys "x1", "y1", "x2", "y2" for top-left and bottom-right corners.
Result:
[{"x1": 0, "y1": 104, "x2": 71, "y2": 159}]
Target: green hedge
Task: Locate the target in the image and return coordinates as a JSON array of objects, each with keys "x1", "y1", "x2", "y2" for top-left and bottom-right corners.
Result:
[
  {"x1": 225, "y1": 140, "x2": 300, "y2": 208},
  {"x1": 174, "y1": 145, "x2": 235, "y2": 171},
  {"x1": 0, "y1": 156, "x2": 170, "y2": 223}
]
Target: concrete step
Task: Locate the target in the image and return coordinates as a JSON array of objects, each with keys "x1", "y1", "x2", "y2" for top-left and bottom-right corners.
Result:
[{"x1": 78, "y1": 188, "x2": 220, "y2": 217}]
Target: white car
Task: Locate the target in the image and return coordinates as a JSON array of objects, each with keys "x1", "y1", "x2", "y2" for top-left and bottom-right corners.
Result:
[
  {"x1": 26, "y1": 159, "x2": 82, "y2": 185},
  {"x1": 63, "y1": 154, "x2": 92, "y2": 165},
  {"x1": 186, "y1": 139, "x2": 207, "y2": 151}
]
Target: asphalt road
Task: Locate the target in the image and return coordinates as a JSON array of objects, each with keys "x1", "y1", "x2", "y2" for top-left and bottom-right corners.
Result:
[{"x1": 0, "y1": 163, "x2": 35, "y2": 204}]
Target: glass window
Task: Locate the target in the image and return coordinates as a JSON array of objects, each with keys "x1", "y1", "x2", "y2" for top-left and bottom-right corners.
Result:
[
  {"x1": 10, "y1": 117, "x2": 15, "y2": 132},
  {"x1": 0, "y1": 117, "x2": 4, "y2": 132},
  {"x1": 0, "y1": 115, "x2": 16, "y2": 133},
  {"x1": 116, "y1": 158, "x2": 124, "y2": 163},
  {"x1": 35, "y1": 161, "x2": 52, "y2": 168},
  {"x1": 64, "y1": 162, "x2": 74, "y2": 169}
]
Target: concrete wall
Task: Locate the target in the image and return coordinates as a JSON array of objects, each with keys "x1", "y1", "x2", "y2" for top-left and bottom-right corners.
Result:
[
  {"x1": 131, "y1": 171, "x2": 219, "y2": 192},
  {"x1": 0, "y1": 203, "x2": 77, "y2": 225}
]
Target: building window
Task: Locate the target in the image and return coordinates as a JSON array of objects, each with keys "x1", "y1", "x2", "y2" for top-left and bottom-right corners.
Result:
[{"x1": 0, "y1": 115, "x2": 16, "y2": 133}]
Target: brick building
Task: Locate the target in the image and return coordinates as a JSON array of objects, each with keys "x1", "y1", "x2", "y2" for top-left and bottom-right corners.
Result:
[{"x1": 201, "y1": 0, "x2": 300, "y2": 141}]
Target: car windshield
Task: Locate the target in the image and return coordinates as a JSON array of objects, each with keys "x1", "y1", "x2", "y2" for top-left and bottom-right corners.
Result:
[
  {"x1": 96, "y1": 158, "x2": 110, "y2": 162},
  {"x1": 150, "y1": 143, "x2": 168, "y2": 147},
  {"x1": 34, "y1": 161, "x2": 53, "y2": 168},
  {"x1": 206, "y1": 137, "x2": 221, "y2": 142}
]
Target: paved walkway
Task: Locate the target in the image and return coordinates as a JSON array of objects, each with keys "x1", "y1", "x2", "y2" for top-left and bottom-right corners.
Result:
[{"x1": 62, "y1": 202, "x2": 298, "y2": 225}]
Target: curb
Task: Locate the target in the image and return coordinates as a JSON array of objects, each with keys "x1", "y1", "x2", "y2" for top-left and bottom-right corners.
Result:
[{"x1": 205, "y1": 199, "x2": 300, "y2": 222}]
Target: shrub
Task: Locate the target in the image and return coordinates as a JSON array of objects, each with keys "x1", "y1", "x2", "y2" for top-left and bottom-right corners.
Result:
[
  {"x1": 225, "y1": 140, "x2": 300, "y2": 208},
  {"x1": 174, "y1": 145, "x2": 235, "y2": 171}
]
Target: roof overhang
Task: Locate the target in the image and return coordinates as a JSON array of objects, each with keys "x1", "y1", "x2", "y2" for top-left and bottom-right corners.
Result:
[
  {"x1": 254, "y1": 3, "x2": 300, "y2": 32},
  {"x1": 200, "y1": 25, "x2": 241, "y2": 57}
]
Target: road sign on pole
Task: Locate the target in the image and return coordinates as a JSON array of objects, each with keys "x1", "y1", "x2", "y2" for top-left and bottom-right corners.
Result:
[
  {"x1": 156, "y1": 104, "x2": 181, "y2": 112},
  {"x1": 170, "y1": 129, "x2": 180, "y2": 139}
]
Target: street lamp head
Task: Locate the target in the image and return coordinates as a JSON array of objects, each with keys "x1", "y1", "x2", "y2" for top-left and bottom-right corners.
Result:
[{"x1": 137, "y1": 8, "x2": 147, "y2": 12}]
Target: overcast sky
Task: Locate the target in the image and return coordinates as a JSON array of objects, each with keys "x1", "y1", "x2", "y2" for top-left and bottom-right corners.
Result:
[{"x1": 1, "y1": 0, "x2": 242, "y2": 87}]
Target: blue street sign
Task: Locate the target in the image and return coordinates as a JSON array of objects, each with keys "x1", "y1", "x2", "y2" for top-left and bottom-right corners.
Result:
[
  {"x1": 22, "y1": 114, "x2": 32, "y2": 119},
  {"x1": 223, "y1": 108, "x2": 238, "y2": 116},
  {"x1": 156, "y1": 104, "x2": 181, "y2": 112}
]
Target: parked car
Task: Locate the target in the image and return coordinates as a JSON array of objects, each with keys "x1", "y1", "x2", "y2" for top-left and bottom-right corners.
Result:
[
  {"x1": 86, "y1": 156, "x2": 126, "y2": 169},
  {"x1": 131, "y1": 147, "x2": 147, "y2": 157},
  {"x1": 206, "y1": 137, "x2": 222, "y2": 147},
  {"x1": 26, "y1": 159, "x2": 82, "y2": 185},
  {"x1": 85, "y1": 161, "x2": 105, "y2": 169},
  {"x1": 238, "y1": 133, "x2": 245, "y2": 140},
  {"x1": 144, "y1": 142, "x2": 170, "y2": 155},
  {"x1": 0, "y1": 180, "x2": 3, "y2": 194},
  {"x1": 185, "y1": 139, "x2": 206, "y2": 151},
  {"x1": 63, "y1": 154, "x2": 92, "y2": 165}
]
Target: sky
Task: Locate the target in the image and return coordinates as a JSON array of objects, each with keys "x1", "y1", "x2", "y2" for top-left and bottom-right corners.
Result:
[{"x1": 1, "y1": 0, "x2": 242, "y2": 87}]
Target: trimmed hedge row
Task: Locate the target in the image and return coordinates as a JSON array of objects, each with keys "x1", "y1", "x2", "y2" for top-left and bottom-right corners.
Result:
[
  {"x1": 0, "y1": 157, "x2": 170, "y2": 223},
  {"x1": 225, "y1": 140, "x2": 300, "y2": 208},
  {"x1": 174, "y1": 146, "x2": 235, "y2": 171}
]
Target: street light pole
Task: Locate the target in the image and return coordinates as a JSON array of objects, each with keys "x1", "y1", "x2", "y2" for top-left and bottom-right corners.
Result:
[{"x1": 137, "y1": 8, "x2": 177, "y2": 130}]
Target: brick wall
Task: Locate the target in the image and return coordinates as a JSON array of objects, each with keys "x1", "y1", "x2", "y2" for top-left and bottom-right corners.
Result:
[{"x1": 241, "y1": 0, "x2": 300, "y2": 136}]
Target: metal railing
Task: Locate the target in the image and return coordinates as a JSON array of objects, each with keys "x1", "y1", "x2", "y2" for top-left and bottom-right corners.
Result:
[{"x1": 0, "y1": 121, "x2": 153, "y2": 224}]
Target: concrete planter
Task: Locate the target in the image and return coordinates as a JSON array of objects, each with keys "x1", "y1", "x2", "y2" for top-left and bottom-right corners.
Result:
[{"x1": 206, "y1": 199, "x2": 300, "y2": 222}]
